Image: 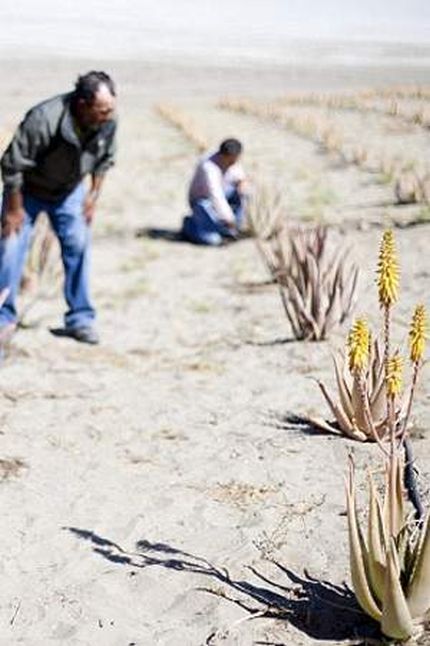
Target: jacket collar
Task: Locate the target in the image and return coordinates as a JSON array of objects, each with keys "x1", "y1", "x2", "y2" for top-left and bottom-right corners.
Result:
[{"x1": 59, "y1": 93, "x2": 83, "y2": 148}]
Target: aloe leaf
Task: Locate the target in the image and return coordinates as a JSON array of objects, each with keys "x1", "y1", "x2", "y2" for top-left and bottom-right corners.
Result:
[
  {"x1": 407, "y1": 512, "x2": 430, "y2": 619},
  {"x1": 318, "y1": 381, "x2": 366, "y2": 440},
  {"x1": 346, "y1": 468, "x2": 382, "y2": 621},
  {"x1": 350, "y1": 376, "x2": 370, "y2": 435},
  {"x1": 381, "y1": 539, "x2": 414, "y2": 640},
  {"x1": 333, "y1": 355, "x2": 354, "y2": 421},
  {"x1": 278, "y1": 285, "x2": 302, "y2": 339},
  {"x1": 367, "y1": 475, "x2": 387, "y2": 602},
  {"x1": 383, "y1": 454, "x2": 405, "y2": 539},
  {"x1": 369, "y1": 378, "x2": 387, "y2": 427}
]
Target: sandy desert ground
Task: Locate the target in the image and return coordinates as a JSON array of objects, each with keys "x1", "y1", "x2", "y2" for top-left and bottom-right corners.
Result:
[{"x1": 0, "y1": 54, "x2": 430, "y2": 645}]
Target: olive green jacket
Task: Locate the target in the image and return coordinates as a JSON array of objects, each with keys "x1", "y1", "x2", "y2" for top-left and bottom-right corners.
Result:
[{"x1": 1, "y1": 92, "x2": 117, "y2": 201}]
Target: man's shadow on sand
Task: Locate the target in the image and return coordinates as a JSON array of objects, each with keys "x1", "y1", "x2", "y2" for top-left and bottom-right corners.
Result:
[
  {"x1": 135, "y1": 227, "x2": 251, "y2": 245},
  {"x1": 136, "y1": 226, "x2": 186, "y2": 243},
  {"x1": 65, "y1": 527, "x2": 380, "y2": 643}
]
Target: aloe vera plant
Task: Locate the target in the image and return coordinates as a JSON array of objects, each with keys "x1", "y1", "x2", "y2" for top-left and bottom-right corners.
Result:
[
  {"x1": 248, "y1": 197, "x2": 359, "y2": 341},
  {"x1": 313, "y1": 339, "x2": 395, "y2": 441},
  {"x1": 312, "y1": 231, "x2": 418, "y2": 442},
  {"x1": 347, "y1": 448, "x2": 430, "y2": 640},
  {"x1": 342, "y1": 231, "x2": 429, "y2": 639}
]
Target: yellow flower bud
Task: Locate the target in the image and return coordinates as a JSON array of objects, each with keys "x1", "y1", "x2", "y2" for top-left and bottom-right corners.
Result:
[
  {"x1": 377, "y1": 230, "x2": 399, "y2": 307},
  {"x1": 386, "y1": 354, "x2": 403, "y2": 397},
  {"x1": 409, "y1": 304, "x2": 427, "y2": 363},
  {"x1": 347, "y1": 318, "x2": 370, "y2": 372}
]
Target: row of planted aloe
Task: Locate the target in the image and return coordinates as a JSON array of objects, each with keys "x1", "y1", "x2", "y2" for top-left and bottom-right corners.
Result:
[
  {"x1": 220, "y1": 98, "x2": 430, "y2": 208},
  {"x1": 248, "y1": 195, "x2": 429, "y2": 640}
]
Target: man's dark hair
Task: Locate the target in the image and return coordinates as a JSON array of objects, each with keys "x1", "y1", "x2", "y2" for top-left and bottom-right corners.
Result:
[
  {"x1": 74, "y1": 71, "x2": 116, "y2": 104},
  {"x1": 219, "y1": 138, "x2": 243, "y2": 156}
]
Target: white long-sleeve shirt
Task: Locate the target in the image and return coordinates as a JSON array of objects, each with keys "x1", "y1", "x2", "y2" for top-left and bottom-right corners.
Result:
[{"x1": 188, "y1": 152, "x2": 245, "y2": 223}]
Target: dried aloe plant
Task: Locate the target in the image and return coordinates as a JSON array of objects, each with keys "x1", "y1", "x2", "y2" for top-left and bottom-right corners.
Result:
[
  {"x1": 247, "y1": 185, "x2": 286, "y2": 280},
  {"x1": 19, "y1": 215, "x2": 62, "y2": 325},
  {"x1": 21, "y1": 216, "x2": 59, "y2": 293},
  {"x1": 395, "y1": 171, "x2": 422, "y2": 205},
  {"x1": 247, "y1": 191, "x2": 358, "y2": 340},
  {"x1": 276, "y1": 227, "x2": 359, "y2": 341},
  {"x1": 247, "y1": 184, "x2": 285, "y2": 241}
]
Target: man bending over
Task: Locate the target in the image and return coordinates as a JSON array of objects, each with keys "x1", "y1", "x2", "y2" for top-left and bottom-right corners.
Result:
[{"x1": 0, "y1": 70, "x2": 117, "y2": 345}]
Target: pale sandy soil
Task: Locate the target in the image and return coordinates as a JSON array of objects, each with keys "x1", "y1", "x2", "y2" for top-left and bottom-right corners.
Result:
[{"x1": 0, "y1": 56, "x2": 429, "y2": 646}]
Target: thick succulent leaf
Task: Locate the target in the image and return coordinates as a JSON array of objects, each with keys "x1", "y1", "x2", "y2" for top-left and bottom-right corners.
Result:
[
  {"x1": 350, "y1": 376, "x2": 371, "y2": 435},
  {"x1": 403, "y1": 531, "x2": 421, "y2": 589},
  {"x1": 369, "y1": 380, "x2": 388, "y2": 428},
  {"x1": 286, "y1": 276, "x2": 320, "y2": 339},
  {"x1": 307, "y1": 253, "x2": 322, "y2": 325},
  {"x1": 346, "y1": 468, "x2": 382, "y2": 621},
  {"x1": 321, "y1": 287, "x2": 344, "y2": 338},
  {"x1": 407, "y1": 512, "x2": 430, "y2": 619},
  {"x1": 321, "y1": 266, "x2": 342, "y2": 332},
  {"x1": 305, "y1": 415, "x2": 344, "y2": 436},
  {"x1": 367, "y1": 475, "x2": 387, "y2": 602},
  {"x1": 370, "y1": 341, "x2": 385, "y2": 397},
  {"x1": 383, "y1": 454, "x2": 405, "y2": 539},
  {"x1": 278, "y1": 285, "x2": 302, "y2": 339},
  {"x1": 332, "y1": 355, "x2": 354, "y2": 421},
  {"x1": 381, "y1": 539, "x2": 415, "y2": 640},
  {"x1": 318, "y1": 381, "x2": 366, "y2": 440}
]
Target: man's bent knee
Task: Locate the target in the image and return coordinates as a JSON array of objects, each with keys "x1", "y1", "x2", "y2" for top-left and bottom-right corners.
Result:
[{"x1": 60, "y1": 226, "x2": 88, "y2": 254}]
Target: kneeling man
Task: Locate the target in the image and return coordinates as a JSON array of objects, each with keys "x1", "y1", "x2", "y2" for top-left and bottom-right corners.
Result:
[{"x1": 182, "y1": 138, "x2": 247, "y2": 246}]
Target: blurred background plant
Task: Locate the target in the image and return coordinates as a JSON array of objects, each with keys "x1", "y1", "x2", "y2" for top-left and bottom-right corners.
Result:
[
  {"x1": 18, "y1": 215, "x2": 62, "y2": 328},
  {"x1": 155, "y1": 103, "x2": 208, "y2": 153}
]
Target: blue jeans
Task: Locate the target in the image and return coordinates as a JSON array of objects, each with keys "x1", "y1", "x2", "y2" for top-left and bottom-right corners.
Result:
[
  {"x1": 0, "y1": 183, "x2": 95, "y2": 329},
  {"x1": 182, "y1": 187, "x2": 244, "y2": 246}
]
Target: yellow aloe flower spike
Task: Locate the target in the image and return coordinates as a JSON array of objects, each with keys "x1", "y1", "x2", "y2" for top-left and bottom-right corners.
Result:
[
  {"x1": 409, "y1": 304, "x2": 427, "y2": 364},
  {"x1": 377, "y1": 230, "x2": 399, "y2": 307},
  {"x1": 347, "y1": 318, "x2": 370, "y2": 373},
  {"x1": 387, "y1": 354, "x2": 403, "y2": 397},
  {"x1": 386, "y1": 355, "x2": 403, "y2": 398}
]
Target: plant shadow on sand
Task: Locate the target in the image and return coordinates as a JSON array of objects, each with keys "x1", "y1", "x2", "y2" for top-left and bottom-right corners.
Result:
[
  {"x1": 244, "y1": 336, "x2": 297, "y2": 347},
  {"x1": 263, "y1": 411, "x2": 339, "y2": 438},
  {"x1": 66, "y1": 527, "x2": 380, "y2": 643}
]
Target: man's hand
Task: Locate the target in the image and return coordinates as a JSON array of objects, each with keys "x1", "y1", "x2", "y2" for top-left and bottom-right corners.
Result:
[
  {"x1": 220, "y1": 218, "x2": 237, "y2": 232},
  {"x1": 83, "y1": 191, "x2": 98, "y2": 225},
  {"x1": 1, "y1": 207, "x2": 25, "y2": 238},
  {"x1": 84, "y1": 174, "x2": 105, "y2": 225},
  {"x1": 1, "y1": 189, "x2": 25, "y2": 238}
]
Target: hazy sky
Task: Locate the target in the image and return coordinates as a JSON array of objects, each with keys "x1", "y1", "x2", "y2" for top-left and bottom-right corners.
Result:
[{"x1": 0, "y1": 0, "x2": 429, "y2": 60}]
